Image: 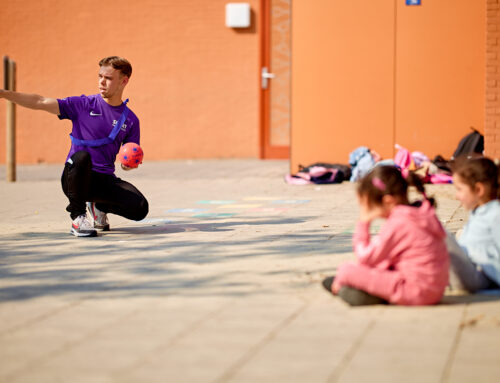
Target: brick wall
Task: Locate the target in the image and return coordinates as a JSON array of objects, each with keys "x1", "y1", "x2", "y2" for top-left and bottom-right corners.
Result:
[{"x1": 486, "y1": 0, "x2": 500, "y2": 159}]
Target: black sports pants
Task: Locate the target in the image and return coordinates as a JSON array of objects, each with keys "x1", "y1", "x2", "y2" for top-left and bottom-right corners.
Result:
[{"x1": 61, "y1": 150, "x2": 149, "y2": 221}]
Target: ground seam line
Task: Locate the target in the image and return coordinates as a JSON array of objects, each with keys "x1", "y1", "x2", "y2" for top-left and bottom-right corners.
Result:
[
  {"x1": 440, "y1": 304, "x2": 468, "y2": 383},
  {"x1": 326, "y1": 317, "x2": 377, "y2": 383},
  {"x1": 4, "y1": 308, "x2": 141, "y2": 383},
  {"x1": 0, "y1": 299, "x2": 83, "y2": 338},
  {"x1": 443, "y1": 204, "x2": 463, "y2": 231},
  {"x1": 214, "y1": 300, "x2": 311, "y2": 383},
  {"x1": 112, "y1": 298, "x2": 238, "y2": 380}
]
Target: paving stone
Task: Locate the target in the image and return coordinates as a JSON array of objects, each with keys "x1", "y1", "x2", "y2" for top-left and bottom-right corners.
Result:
[{"x1": 0, "y1": 160, "x2": 499, "y2": 382}]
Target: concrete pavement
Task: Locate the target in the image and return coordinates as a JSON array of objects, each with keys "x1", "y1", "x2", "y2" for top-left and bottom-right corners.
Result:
[{"x1": 0, "y1": 160, "x2": 499, "y2": 383}]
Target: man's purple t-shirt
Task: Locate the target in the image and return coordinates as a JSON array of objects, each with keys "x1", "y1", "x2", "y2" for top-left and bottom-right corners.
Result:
[{"x1": 57, "y1": 94, "x2": 140, "y2": 174}]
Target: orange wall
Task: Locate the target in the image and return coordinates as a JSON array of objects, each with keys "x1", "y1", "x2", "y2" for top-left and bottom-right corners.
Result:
[
  {"x1": 291, "y1": 0, "x2": 396, "y2": 171},
  {"x1": 0, "y1": 0, "x2": 261, "y2": 164},
  {"x1": 396, "y1": 1, "x2": 486, "y2": 155},
  {"x1": 291, "y1": 0, "x2": 486, "y2": 172}
]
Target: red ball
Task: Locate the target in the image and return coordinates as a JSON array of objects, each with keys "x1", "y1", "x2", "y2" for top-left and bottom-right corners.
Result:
[{"x1": 118, "y1": 143, "x2": 143, "y2": 168}]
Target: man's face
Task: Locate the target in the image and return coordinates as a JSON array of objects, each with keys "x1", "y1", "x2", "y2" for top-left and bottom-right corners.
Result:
[{"x1": 98, "y1": 65, "x2": 128, "y2": 99}]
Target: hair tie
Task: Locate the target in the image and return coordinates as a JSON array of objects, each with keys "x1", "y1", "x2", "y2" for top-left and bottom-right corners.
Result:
[
  {"x1": 372, "y1": 177, "x2": 386, "y2": 191},
  {"x1": 401, "y1": 168, "x2": 410, "y2": 180}
]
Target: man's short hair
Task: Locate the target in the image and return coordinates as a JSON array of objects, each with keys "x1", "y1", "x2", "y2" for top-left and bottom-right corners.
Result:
[{"x1": 99, "y1": 56, "x2": 132, "y2": 78}]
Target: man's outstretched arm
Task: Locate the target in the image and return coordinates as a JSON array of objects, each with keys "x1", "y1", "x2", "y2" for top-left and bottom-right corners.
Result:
[{"x1": 0, "y1": 89, "x2": 60, "y2": 115}]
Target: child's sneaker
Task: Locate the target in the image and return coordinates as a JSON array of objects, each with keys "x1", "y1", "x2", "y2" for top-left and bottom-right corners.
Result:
[
  {"x1": 322, "y1": 276, "x2": 335, "y2": 295},
  {"x1": 87, "y1": 202, "x2": 110, "y2": 231},
  {"x1": 71, "y1": 214, "x2": 97, "y2": 237},
  {"x1": 338, "y1": 286, "x2": 388, "y2": 306}
]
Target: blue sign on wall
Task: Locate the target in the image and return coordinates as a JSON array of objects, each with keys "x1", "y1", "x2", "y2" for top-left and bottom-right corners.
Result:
[{"x1": 406, "y1": 0, "x2": 421, "y2": 5}]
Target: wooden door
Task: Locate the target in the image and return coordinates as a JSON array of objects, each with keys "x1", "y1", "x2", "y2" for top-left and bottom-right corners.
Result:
[{"x1": 260, "y1": 0, "x2": 291, "y2": 159}]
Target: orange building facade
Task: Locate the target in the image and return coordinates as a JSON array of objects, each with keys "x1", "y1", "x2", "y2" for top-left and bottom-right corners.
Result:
[
  {"x1": 291, "y1": 0, "x2": 488, "y2": 171},
  {"x1": 0, "y1": 0, "x2": 263, "y2": 164},
  {"x1": 1, "y1": 1, "x2": 499, "y2": 170}
]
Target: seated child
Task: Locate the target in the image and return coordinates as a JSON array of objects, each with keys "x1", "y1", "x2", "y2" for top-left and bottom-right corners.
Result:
[
  {"x1": 446, "y1": 157, "x2": 500, "y2": 292},
  {"x1": 323, "y1": 166, "x2": 449, "y2": 306}
]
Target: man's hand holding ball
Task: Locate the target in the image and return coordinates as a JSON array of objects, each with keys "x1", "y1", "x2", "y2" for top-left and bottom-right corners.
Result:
[{"x1": 118, "y1": 143, "x2": 143, "y2": 170}]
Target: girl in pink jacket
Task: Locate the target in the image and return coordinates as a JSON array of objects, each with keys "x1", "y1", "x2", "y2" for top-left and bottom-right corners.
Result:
[{"x1": 323, "y1": 166, "x2": 449, "y2": 306}]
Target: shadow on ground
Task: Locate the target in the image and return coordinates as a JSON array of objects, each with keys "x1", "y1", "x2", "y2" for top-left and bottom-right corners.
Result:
[
  {"x1": 0, "y1": 216, "x2": 352, "y2": 302},
  {"x1": 441, "y1": 292, "x2": 500, "y2": 305}
]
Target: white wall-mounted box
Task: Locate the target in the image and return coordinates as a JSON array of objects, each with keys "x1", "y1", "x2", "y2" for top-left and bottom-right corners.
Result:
[{"x1": 225, "y1": 3, "x2": 251, "y2": 28}]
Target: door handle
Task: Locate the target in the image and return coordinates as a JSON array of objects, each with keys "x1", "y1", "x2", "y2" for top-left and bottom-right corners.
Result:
[{"x1": 261, "y1": 67, "x2": 275, "y2": 89}]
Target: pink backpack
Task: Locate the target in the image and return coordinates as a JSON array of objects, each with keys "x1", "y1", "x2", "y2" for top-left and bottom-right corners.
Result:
[{"x1": 394, "y1": 144, "x2": 412, "y2": 170}]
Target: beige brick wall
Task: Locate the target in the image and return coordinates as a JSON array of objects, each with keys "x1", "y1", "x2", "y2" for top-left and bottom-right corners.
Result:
[{"x1": 486, "y1": 0, "x2": 500, "y2": 158}]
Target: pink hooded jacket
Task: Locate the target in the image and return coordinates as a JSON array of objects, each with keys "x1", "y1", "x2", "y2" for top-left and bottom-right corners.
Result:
[{"x1": 336, "y1": 200, "x2": 449, "y2": 305}]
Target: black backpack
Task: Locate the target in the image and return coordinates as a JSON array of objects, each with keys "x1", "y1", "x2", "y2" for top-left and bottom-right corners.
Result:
[
  {"x1": 452, "y1": 128, "x2": 484, "y2": 159},
  {"x1": 298, "y1": 162, "x2": 352, "y2": 182}
]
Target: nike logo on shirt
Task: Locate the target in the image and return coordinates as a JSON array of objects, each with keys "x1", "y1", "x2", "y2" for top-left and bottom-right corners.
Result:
[{"x1": 90, "y1": 111, "x2": 101, "y2": 116}]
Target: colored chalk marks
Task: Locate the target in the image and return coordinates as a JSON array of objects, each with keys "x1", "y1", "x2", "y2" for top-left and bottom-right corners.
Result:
[
  {"x1": 196, "y1": 200, "x2": 236, "y2": 205},
  {"x1": 242, "y1": 196, "x2": 280, "y2": 201},
  {"x1": 193, "y1": 213, "x2": 237, "y2": 218},
  {"x1": 139, "y1": 218, "x2": 173, "y2": 225},
  {"x1": 271, "y1": 199, "x2": 310, "y2": 204},
  {"x1": 166, "y1": 208, "x2": 208, "y2": 214},
  {"x1": 248, "y1": 207, "x2": 290, "y2": 214},
  {"x1": 164, "y1": 197, "x2": 310, "y2": 219},
  {"x1": 218, "y1": 204, "x2": 262, "y2": 209}
]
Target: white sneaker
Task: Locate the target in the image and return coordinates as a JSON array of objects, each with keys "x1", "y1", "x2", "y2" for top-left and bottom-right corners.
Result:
[
  {"x1": 71, "y1": 214, "x2": 97, "y2": 237},
  {"x1": 87, "y1": 202, "x2": 110, "y2": 231}
]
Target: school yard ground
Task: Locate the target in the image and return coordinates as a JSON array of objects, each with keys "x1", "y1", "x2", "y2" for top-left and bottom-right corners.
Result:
[{"x1": 1, "y1": 160, "x2": 499, "y2": 383}]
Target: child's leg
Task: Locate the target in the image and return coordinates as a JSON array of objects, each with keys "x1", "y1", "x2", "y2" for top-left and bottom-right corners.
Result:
[
  {"x1": 445, "y1": 232, "x2": 493, "y2": 293},
  {"x1": 322, "y1": 275, "x2": 387, "y2": 305},
  {"x1": 335, "y1": 262, "x2": 404, "y2": 303}
]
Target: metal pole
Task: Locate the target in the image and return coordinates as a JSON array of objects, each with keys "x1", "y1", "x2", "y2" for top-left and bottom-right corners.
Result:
[
  {"x1": 5, "y1": 57, "x2": 16, "y2": 182},
  {"x1": 3, "y1": 56, "x2": 8, "y2": 90}
]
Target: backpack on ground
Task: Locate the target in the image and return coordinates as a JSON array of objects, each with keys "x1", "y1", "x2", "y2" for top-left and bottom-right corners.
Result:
[
  {"x1": 286, "y1": 163, "x2": 350, "y2": 185},
  {"x1": 451, "y1": 128, "x2": 484, "y2": 159}
]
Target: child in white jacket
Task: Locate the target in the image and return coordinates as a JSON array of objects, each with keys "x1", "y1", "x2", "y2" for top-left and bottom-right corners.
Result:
[{"x1": 447, "y1": 157, "x2": 500, "y2": 292}]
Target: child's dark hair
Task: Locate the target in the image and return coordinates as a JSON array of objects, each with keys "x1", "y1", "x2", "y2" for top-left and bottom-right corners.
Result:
[
  {"x1": 452, "y1": 156, "x2": 500, "y2": 199},
  {"x1": 358, "y1": 165, "x2": 434, "y2": 206}
]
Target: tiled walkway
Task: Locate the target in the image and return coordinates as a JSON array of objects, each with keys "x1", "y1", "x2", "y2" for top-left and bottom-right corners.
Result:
[{"x1": 0, "y1": 160, "x2": 498, "y2": 382}]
